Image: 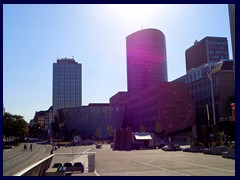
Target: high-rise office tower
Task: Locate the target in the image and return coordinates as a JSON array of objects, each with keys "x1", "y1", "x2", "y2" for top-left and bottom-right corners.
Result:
[
  {"x1": 126, "y1": 28, "x2": 168, "y2": 94},
  {"x1": 185, "y1": 37, "x2": 229, "y2": 72},
  {"x1": 52, "y1": 58, "x2": 82, "y2": 118}
]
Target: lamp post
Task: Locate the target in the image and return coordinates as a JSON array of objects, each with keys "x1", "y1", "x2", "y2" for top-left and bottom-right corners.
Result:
[{"x1": 207, "y1": 64, "x2": 216, "y2": 126}]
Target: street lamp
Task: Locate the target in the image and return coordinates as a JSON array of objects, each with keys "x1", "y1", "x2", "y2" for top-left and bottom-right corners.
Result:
[{"x1": 207, "y1": 63, "x2": 216, "y2": 126}]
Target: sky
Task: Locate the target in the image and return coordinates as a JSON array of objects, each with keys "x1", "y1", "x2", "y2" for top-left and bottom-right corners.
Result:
[{"x1": 3, "y1": 4, "x2": 233, "y2": 122}]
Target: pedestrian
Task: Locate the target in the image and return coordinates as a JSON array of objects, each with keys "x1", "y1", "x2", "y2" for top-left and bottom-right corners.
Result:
[
  {"x1": 23, "y1": 144, "x2": 27, "y2": 151},
  {"x1": 29, "y1": 144, "x2": 33, "y2": 151}
]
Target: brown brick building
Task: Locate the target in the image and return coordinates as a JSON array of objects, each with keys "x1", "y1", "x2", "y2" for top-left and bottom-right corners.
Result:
[
  {"x1": 173, "y1": 61, "x2": 234, "y2": 126},
  {"x1": 110, "y1": 82, "x2": 195, "y2": 136},
  {"x1": 185, "y1": 37, "x2": 229, "y2": 72}
]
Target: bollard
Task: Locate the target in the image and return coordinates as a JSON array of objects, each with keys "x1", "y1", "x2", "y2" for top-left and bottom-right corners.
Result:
[{"x1": 88, "y1": 153, "x2": 95, "y2": 172}]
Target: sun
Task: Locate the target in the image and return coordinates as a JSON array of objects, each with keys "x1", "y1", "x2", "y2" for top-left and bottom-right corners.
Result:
[{"x1": 107, "y1": 4, "x2": 158, "y2": 24}]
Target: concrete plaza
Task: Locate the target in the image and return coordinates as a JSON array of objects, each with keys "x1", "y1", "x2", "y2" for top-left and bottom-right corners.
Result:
[
  {"x1": 4, "y1": 142, "x2": 235, "y2": 176},
  {"x1": 51, "y1": 144, "x2": 235, "y2": 176}
]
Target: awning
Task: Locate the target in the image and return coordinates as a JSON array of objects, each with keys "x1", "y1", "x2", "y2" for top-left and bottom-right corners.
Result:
[{"x1": 135, "y1": 134, "x2": 152, "y2": 140}]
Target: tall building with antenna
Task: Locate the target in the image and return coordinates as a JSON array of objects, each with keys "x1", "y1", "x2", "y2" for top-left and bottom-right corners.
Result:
[{"x1": 52, "y1": 57, "x2": 82, "y2": 119}]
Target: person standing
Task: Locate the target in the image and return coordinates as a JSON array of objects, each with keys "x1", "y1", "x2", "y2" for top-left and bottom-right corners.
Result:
[
  {"x1": 23, "y1": 144, "x2": 27, "y2": 151},
  {"x1": 29, "y1": 144, "x2": 32, "y2": 151}
]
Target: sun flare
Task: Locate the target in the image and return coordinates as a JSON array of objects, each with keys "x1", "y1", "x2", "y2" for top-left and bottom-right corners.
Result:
[{"x1": 108, "y1": 4, "x2": 158, "y2": 24}]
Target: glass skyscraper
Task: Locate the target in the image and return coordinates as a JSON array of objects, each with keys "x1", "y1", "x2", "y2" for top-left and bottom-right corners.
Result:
[
  {"x1": 52, "y1": 58, "x2": 82, "y2": 119},
  {"x1": 126, "y1": 28, "x2": 168, "y2": 94}
]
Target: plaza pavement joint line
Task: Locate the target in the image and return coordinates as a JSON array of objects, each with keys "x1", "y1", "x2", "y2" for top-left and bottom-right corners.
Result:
[
  {"x1": 178, "y1": 160, "x2": 235, "y2": 173},
  {"x1": 157, "y1": 155, "x2": 235, "y2": 173},
  {"x1": 132, "y1": 160, "x2": 191, "y2": 176}
]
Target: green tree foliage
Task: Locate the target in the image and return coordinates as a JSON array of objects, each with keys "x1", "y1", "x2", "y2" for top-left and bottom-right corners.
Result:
[
  {"x1": 155, "y1": 120, "x2": 162, "y2": 134},
  {"x1": 3, "y1": 112, "x2": 29, "y2": 143},
  {"x1": 16, "y1": 117, "x2": 29, "y2": 137},
  {"x1": 106, "y1": 124, "x2": 113, "y2": 138},
  {"x1": 140, "y1": 123, "x2": 146, "y2": 132},
  {"x1": 28, "y1": 123, "x2": 44, "y2": 138},
  {"x1": 3, "y1": 112, "x2": 15, "y2": 140},
  {"x1": 227, "y1": 94, "x2": 235, "y2": 104},
  {"x1": 49, "y1": 115, "x2": 60, "y2": 138},
  {"x1": 95, "y1": 127, "x2": 102, "y2": 139}
]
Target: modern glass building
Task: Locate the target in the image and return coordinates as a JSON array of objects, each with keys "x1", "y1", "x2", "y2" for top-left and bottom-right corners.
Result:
[
  {"x1": 52, "y1": 58, "x2": 82, "y2": 119},
  {"x1": 126, "y1": 28, "x2": 168, "y2": 94},
  {"x1": 56, "y1": 104, "x2": 126, "y2": 139},
  {"x1": 109, "y1": 29, "x2": 195, "y2": 137}
]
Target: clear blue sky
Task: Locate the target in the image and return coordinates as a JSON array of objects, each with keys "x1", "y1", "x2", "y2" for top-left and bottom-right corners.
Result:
[{"x1": 3, "y1": 4, "x2": 232, "y2": 122}]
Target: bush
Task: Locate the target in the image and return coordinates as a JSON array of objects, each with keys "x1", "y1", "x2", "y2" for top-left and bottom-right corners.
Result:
[
  {"x1": 230, "y1": 143, "x2": 235, "y2": 149},
  {"x1": 211, "y1": 142, "x2": 220, "y2": 147},
  {"x1": 191, "y1": 142, "x2": 204, "y2": 147},
  {"x1": 4, "y1": 145, "x2": 13, "y2": 149}
]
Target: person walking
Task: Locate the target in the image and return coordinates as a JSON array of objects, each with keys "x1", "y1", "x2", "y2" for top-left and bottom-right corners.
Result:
[
  {"x1": 23, "y1": 144, "x2": 27, "y2": 151},
  {"x1": 29, "y1": 144, "x2": 33, "y2": 151}
]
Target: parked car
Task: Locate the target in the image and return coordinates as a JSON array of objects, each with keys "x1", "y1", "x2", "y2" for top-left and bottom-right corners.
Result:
[
  {"x1": 155, "y1": 139, "x2": 166, "y2": 148},
  {"x1": 162, "y1": 144, "x2": 182, "y2": 151},
  {"x1": 82, "y1": 140, "x2": 94, "y2": 145},
  {"x1": 52, "y1": 163, "x2": 62, "y2": 168},
  {"x1": 73, "y1": 162, "x2": 84, "y2": 173},
  {"x1": 64, "y1": 162, "x2": 72, "y2": 167}
]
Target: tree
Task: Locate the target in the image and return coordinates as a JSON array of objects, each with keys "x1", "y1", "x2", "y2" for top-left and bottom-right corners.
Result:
[
  {"x1": 3, "y1": 112, "x2": 15, "y2": 144},
  {"x1": 15, "y1": 117, "x2": 29, "y2": 138},
  {"x1": 155, "y1": 120, "x2": 162, "y2": 135},
  {"x1": 3, "y1": 112, "x2": 29, "y2": 143},
  {"x1": 227, "y1": 94, "x2": 235, "y2": 104},
  {"x1": 140, "y1": 123, "x2": 146, "y2": 132},
  {"x1": 154, "y1": 120, "x2": 163, "y2": 147},
  {"x1": 95, "y1": 127, "x2": 102, "y2": 140},
  {"x1": 106, "y1": 124, "x2": 113, "y2": 139},
  {"x1": 29, "y1": 123, "x2": 44, "y2": 138},
  {"x1": 51, "y1": 115, "x2": 61, "y2": 138}
]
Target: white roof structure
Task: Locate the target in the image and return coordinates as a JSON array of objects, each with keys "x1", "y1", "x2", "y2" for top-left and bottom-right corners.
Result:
[{"x1": 134, "y1": 134, "x2": 152, "y2": 140}]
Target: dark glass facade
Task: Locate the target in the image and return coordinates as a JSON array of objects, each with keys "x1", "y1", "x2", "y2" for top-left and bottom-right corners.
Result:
[
  {"x1": 56, "y1": 104, "x2": 126, "y2": 139},
  {"x1": 126, "y1": 29, "x2": 168, "y2": 94},
  {"x1": 53, "y1": 58, "x2": 82, "y2": 118}
]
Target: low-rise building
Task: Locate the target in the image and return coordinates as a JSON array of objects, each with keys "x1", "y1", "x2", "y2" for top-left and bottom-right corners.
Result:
[
  {"x1": 55, "y1": 104, "x2": 126, "y2": 139},
  {"x1": 31, "y1": 106, "x2": 53, "y2": 131},
  {"x1": 173, "y1": 60, "x2": 234, "y2": 126},
  {"x1": 110, "y1": 82, "x2": 195, "y2": 136}
]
